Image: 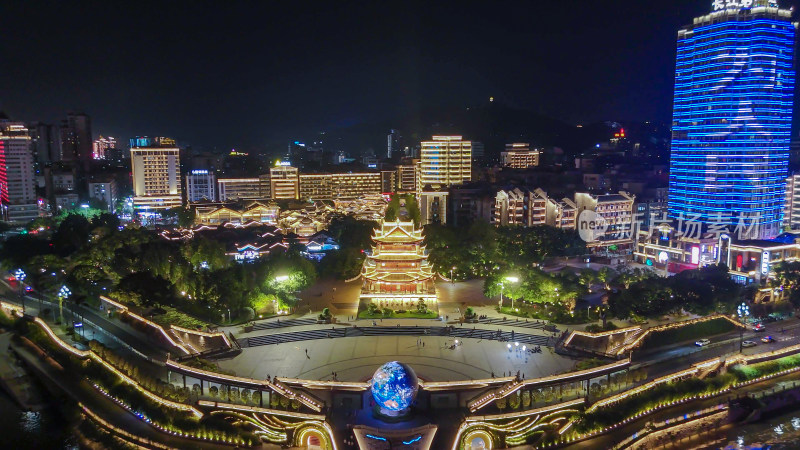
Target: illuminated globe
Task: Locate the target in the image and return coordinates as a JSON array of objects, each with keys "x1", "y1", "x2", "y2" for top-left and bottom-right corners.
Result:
[{"x1": 371, "y1": 361, "x2": 418, "y2": 412}]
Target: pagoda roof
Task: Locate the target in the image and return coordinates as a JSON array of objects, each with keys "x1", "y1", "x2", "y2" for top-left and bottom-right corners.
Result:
[{"x1": 372, "y1": 219, "x2": 425, "y2": 243}]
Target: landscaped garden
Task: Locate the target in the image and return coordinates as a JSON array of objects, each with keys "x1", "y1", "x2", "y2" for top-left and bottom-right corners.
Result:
[
  {"x1": 13, "y1": 316, "x2": 262, "y2": 446},
  {"x1": 357, "y1": 299, "x2": 438, "y2": 319},
  {"x1": 572, "y1": 353, "x2": 800, "y2": 435},
  {"x1": 639, "y1": 316, "x2": 738, "y2": 351}
]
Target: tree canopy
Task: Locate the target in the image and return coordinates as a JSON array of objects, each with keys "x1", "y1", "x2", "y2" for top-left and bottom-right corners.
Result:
[{"x1": 608, "y1": 264, "x2": 740, "y2": 319}]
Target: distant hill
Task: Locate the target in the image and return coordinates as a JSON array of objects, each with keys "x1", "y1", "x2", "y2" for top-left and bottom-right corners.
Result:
[{"x1": 272, "y1": 102, "x2": 669, "y2": 161}]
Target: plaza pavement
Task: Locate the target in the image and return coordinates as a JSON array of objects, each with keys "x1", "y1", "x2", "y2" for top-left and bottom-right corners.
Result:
[
  {"x1": 217, "y1": 333, "x2": 576, "y2": 382},
  {"x1": 219, "y1": 278, "x2": 585, "y2": 382}
]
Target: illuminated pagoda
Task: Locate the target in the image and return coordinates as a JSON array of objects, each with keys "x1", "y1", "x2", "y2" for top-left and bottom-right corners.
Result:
[{"x1": 360, "y1": 220, "x2": 436, "y2": 307}]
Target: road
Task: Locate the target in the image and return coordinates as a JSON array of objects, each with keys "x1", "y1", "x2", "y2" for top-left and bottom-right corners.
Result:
[
  {"x1": 634, "y1": 320, "x2": 800, "y2": 379},
  {"x1": 0, "y1": 280, "x2": 169, "y2": 362}
]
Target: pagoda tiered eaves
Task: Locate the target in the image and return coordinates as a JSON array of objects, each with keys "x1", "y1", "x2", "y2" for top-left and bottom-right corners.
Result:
[{"x1": 360, "y1": 219, "x2": 437, "y2": 301}]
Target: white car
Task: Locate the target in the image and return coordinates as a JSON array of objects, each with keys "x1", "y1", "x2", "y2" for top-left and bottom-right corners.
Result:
[
  {"x1": 742, "y1": 340, "x2": 757, "y2": 348},
  {"x1": 695, "y1": 339, "x2": 711, "y2": 347}
]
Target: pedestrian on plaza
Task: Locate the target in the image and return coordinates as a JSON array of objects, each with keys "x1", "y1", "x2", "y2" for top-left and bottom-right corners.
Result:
[{"x1": 305, "y1": 348, "x2": 308, "y2": 355}]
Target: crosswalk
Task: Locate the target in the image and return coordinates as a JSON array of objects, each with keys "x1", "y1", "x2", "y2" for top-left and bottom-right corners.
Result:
[{"x1": 243, "y1": 325, "x2": 552, "y2": 348}]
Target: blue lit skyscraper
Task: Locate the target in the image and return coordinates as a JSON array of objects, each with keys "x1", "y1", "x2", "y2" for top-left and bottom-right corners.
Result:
[{"x1": 668, "y1": 0, "x2": 796, "y2": 239}]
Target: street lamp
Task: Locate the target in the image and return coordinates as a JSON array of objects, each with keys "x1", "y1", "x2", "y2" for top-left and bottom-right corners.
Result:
[
  {"x1": 499, "y1": 276, "x2": 520, "y2": 310},
  {"x1": 737, "y1": 302, "x2": 750, "y2": 353},
  {"x1": 14, "y1": 268, "x2": 26, "y2": 314},
  {"x1": 450, "y1": 266, "x2": 456, "y2": 284},
  {"x1": 58, "y1": 285, "x2": 71, "y2": 325}
]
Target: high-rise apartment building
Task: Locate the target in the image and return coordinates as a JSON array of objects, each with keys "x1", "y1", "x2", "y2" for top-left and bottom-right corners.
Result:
[
  {"x1": 93, "y1": 136, "x2": 116, "y2": 160},
  {"x1": 668, "y1": 0, "x2": 796, "y2": 239},
  {"x1": 130, "y1": 137, "x2": 182, "y2": 212},
  {"x1": 420, "y1": 136, "x2": 472, "y2": 188},
  {"x1": 471, "y1": 141, "x2": 485, "y2": 166},
  {"x1": 186, "y1": 170, "x2": 217, "y2": 203},
  {"x1": 501, "y1": 143, "x2": 540, "y2": 169},
  {"x1": 387, "y1": 129, "x2": 401, "y2": 158},
  {"x1": 59, "y1": 112, "x2": 92, "y2": 170},
  {"x1": 28, "y1": 122, "x2": 59, "y2": 164},
  {"x1": 0, "y1": 122, "x2": 39, "y2": 223}
]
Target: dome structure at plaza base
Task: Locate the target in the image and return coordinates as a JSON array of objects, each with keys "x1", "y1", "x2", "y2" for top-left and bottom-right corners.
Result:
[{"x1": 370, "y1": 361, "x2": 419, "y2": 416}]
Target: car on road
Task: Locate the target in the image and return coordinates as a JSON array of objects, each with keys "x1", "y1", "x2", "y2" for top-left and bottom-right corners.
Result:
[
  {"x1": 761, "y1": 336, "x2": 775, "y2": 343},
  {"x1": 742, "y1": 340, "x2": 757, "y2": 348},
  {"x1": 753, "y1": 323, "x2": 766, "y2": 332},
  {"x1": 695, "y1": 339, "x2": 711, "y2": 347}
]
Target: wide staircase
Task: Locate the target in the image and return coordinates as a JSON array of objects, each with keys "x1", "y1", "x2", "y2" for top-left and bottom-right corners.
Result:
[{"x1": 243, "y1": 325, "x2": 552, "y2": 348}]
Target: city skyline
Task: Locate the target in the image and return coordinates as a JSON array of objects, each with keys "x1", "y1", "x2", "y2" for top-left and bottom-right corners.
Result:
[
  {"x1": 5, "y1": 0, "x2": 799, "y2": 152},
  {"x1": 3, "y1": 2, "x2": 800, "y2": 449}
]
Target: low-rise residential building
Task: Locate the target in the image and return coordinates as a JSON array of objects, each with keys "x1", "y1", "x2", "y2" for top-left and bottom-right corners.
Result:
[
  {"x1": 186, "y1": 170, "x2": 216, "y2": 203},
  {"x1": 493, "y1": 188, "x2": 554, "y2": 227},
  {"x1": 264, "y1": 165, "x2": 300, "y2": 200},
  {"x1": 575, "y1": 191, "x2": 635, "y2": 250},
  {"x1": 419, "y1": 188, "x2": 448, "y2": 225},
  {"x1": 396, "y1": 163, "x2": 419, "y2": 192},
  {"x1": 501, "y1": 143, "x2": 540, "y2": 169},
  {"x1": 556, "y1": 198, "x2": 577, "y2": 230},
  {"x1": 785, "y1": 174, "x2": 800, "y2": 230},
  {"x1": 88, "y1": 178, "x2": 118, "y2": 212},
  {"x1": 218, "y1": 178, "x2": 261, "y2": 201}
]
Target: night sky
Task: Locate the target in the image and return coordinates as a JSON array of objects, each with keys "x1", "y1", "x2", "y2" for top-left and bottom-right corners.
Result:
[{"x1": 1, "y1": 0, "x2": 798, "y2": 151}]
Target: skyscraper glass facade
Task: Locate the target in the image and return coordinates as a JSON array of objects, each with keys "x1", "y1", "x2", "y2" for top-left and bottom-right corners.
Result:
[{"x1": 668, "y1": 0, "x2": 796, "y2": 239}]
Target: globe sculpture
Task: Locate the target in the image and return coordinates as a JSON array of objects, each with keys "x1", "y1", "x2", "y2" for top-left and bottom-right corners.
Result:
[{"x1": 371, "y1": 361, "x2": 418, "y2": 415}]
